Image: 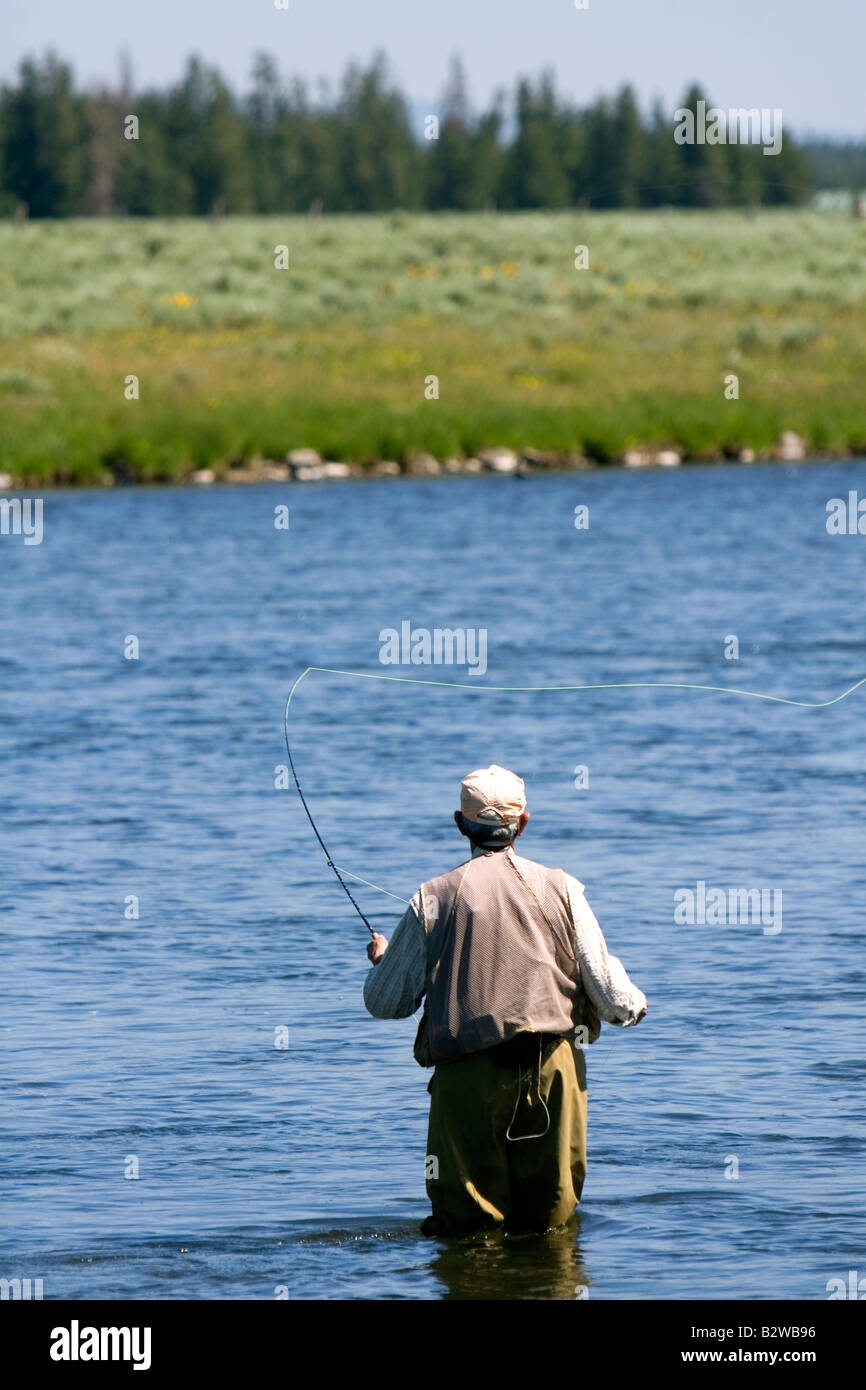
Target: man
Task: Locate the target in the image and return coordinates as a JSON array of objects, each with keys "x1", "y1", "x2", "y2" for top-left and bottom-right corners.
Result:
[{"x1": 363, "y1": 765, "x2": 648, "y2": 1236}]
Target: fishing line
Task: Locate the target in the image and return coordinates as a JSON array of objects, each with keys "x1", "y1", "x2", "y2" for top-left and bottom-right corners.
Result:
[
  {"x1": 285, "y1": 663, "x2": 865, "y2": 1090},
  {"x1": 283, "y1": 668, "x2": 377, "y2": 936},
  {"x1": 285, "y1": 664, "x2": 866, "y2": 929}
]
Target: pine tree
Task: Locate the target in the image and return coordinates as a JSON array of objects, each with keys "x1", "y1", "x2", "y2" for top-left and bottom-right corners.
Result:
[
  {"x1": 0, "y1": 53, "x2": 85, "y2": 215},
  {"x1": 337, "y1": 54, "x2": 421, "y2": 211},
  {"x1": 503, "y1": 73, "x2": 573, "y2": 208},
  {"x1": 0, "y1": 51, "x2": 819, "y2": 216},
  {"x1": 425, "y1": 57, "x2": 481, "y2": 210},
  {"x1": 642, "y1": 98, "x2": 684, "y2": 206}
]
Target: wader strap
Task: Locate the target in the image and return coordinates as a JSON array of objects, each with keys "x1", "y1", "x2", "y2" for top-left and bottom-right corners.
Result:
[{"x1": 505, "y1": 1034, "x2": 552, "y2": 1143}]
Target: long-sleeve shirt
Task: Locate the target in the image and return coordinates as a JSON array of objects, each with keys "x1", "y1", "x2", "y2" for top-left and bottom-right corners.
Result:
[{"x1": 363, "y1": 844, "x2": 646, "y2": 1028}]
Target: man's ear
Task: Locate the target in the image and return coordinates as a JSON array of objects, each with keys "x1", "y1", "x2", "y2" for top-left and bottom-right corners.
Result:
[{"x1": 515, "y1": 810, "x2": 530, "y2": 837}]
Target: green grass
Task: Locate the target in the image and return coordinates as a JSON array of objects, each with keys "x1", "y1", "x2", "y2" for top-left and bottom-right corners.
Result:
[{"x1": 1, "y1": 210, "x2": 865, "y2": 482}]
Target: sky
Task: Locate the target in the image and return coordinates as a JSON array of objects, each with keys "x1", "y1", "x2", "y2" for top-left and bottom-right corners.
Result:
[{"x1": 2, "y1": 0, "x2": 864, "y2": 138}]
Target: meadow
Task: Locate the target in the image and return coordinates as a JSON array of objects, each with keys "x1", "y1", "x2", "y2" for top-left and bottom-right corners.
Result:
[{"x1": 1, "y1": 210, "x2": 865, "y2": 483}]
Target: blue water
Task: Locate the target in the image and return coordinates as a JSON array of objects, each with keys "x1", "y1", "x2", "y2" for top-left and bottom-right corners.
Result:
[{"x1": 2, "y1": 461, "x2": 865, "y2": 1299}]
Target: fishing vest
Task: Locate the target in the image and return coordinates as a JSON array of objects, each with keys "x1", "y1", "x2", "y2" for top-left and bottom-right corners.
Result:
[{"x1": 418, "y1": 847, "x2": 586, "y2": 1063}]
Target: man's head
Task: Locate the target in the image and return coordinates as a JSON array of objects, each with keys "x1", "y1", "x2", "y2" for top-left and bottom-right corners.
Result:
[{"x1": 454, "y1": 764, "x2": 529, "y2": 850}]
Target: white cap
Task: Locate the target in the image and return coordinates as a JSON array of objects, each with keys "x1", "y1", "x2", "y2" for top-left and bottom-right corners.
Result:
[{"x1": 460, "y1": 765, "x2": 526, "y2": 823}]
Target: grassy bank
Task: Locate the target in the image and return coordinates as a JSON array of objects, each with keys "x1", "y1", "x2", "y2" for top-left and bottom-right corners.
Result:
[{"x1": 1, "y1": 211, "x2": 865, "y2": 483}]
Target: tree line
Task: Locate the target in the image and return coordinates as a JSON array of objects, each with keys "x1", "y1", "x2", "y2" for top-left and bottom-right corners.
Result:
[{"x1": 0, "y1": 50, "x2": 831, "y2": 218}]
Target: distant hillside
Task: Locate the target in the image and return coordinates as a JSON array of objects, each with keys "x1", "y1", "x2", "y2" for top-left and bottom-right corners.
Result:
[{"x1": 804, "y1": 140, "x2": 866, "y2": 192}]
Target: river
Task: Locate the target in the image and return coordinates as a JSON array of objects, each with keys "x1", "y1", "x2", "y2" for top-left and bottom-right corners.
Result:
[{"x1": 2, "y1": 459, "x2": 864, "y2": 1299}]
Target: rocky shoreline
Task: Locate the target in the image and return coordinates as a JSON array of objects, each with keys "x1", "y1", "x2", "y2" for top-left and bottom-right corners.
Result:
[{"x1": 0, "y1": 432, "x2": 850, "y2": 490}]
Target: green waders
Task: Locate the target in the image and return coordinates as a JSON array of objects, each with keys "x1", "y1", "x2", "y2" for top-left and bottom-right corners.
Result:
[{"x1": 422, "y1": 1034, "x2": 587, "y2": 1236}]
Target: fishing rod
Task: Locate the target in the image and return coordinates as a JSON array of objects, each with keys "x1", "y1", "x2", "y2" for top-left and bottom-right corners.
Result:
[{"x1": 284, "y1": 668, "x2": 376, "y2": 937}]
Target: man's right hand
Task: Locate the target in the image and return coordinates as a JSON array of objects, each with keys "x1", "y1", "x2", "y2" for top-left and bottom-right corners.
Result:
[{"x1": 366, "y1": 933, "x2": 388, "y2": 965}]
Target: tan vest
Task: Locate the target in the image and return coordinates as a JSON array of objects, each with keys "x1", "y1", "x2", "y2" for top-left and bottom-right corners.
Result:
[{"x1": 418, "y1": 848, "x2": 585, "y2": 1063}]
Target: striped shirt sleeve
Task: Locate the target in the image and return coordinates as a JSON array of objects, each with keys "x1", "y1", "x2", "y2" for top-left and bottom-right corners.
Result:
[
  {"x1": 565, "y1": 874, "x2": 647, "y2": 1026},
  {"x1": 362, "y1": 892, "x2": 427, "y2": 1019}
]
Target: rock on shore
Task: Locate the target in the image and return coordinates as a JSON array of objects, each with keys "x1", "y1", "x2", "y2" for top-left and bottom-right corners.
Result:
[{"x1": 3, "y1": 431, "x2": 838, "y2": 488}]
